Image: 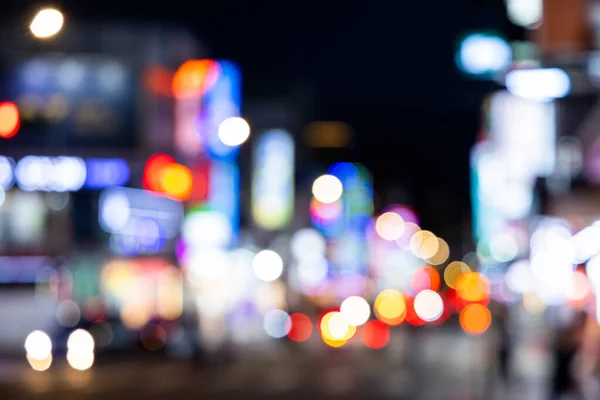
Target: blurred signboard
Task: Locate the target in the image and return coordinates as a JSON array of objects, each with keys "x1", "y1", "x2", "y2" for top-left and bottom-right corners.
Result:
[
  {"x1": 534, "y1": 0, "x2": 591, "y2": 55},
  {"x1": 304, "y1": 121, "x2": 353, "y2": 148},
  {"x1": 0, "y1": 55, "x2": 136, "y2": 149}
]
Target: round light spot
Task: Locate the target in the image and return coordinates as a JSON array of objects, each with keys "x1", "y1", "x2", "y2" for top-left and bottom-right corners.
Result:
[
  {"x1": 340, "y1": 296, "x2": 371, "y2": 326},
  {"x1": 459, "y1": 304, "x2": 492, "y2": 335},
  {"x1": 375, "y1": 212, "x2": 405, "y2": 241},
  {"x1": 30, "y1": 8, "x2": 64, "y2": 39},
  {"x1": 263, "y1": 309, "x2": 291, "y2": 339},
  {"x1": 218, "y1": 117, "x2": 250, "y2": 146},
  {"x1": 312, "y1": 174, "x2": 343, "y2": 204},
  {"x1": 444, "y1": 261, "x2": 471, "y2": 289},
  {"x1": 67, "y1": 329, "x2": 95, "y2": 354},
  {"x1": 290, "y1": 228, "x2": 326, "y2": 260},
  {"x1": 25, "y1": 331, "x2": 52, "y2": 361},
  {"x1": 414, "y1": 290, "x2": 444, "y2": 322},
  {"x1": 252, "y1": 250, "x2": 284, "y2": 282},
  {"x1": 56, "y1": 300, "x2": 81, "y2": 328},
  {"x1": 409, "y1": 231, "x2": 439, "y2": 259},
  {"x1": 374, "y1": 289, "x2": 406, "y2": 326},
  {"x1": 66, "y1": 351, "x2": 94, "y2": 371}
]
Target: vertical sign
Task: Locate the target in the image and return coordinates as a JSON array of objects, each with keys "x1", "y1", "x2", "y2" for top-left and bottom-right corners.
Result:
[{"x1": 251, "y1": 130, "x2": 295, "y2": 230}]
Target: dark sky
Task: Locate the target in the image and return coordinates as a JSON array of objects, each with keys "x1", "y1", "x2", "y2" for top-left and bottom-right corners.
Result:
[{"x1": 6, "y1": 0, "x2": 518, "y2": 230}]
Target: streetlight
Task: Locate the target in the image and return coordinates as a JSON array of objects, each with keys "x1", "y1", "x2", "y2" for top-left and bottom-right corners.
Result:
[{"x1": 30, "y1": 8, "x2": 64, "y2": 39}]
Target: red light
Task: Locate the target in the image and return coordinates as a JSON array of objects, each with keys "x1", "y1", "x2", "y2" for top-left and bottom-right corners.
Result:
[
  {"x1": 189, "y1": 162, "x2": 211, "y2": 203},
  {"x1": 0, "y1": 102, "x2": 20, "y2": 139},
  {"x1": 361, "y1": 320, "x2": 390, "y2": 350},
  {"x1": 287, "y1": 313, "x2": 313, "y2": 343},
  {"x1": 172, "y1": 60, "x2": 220, "y2": 99},
  {"x1": 404, "y1": 297, "x2": 426, "y2": 326},
  {"x1": 143, "y1": 154, "x2": 175, "y2": 192}
]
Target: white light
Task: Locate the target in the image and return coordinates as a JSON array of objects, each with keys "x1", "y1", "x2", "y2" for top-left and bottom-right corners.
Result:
[
  {"x1": 414, "y1": 290, "x2": 444, "y2": 322},
  {"x1": 297, "y1": 253, "x2": 329, "y2": 287},
  {"x1": 182, "y1": 211, "x2": 232, "y2": 249},
  {"x1": 587, "y1": 255, "x2": 600, "y2": 288},
  {"x1": 290, "y1": 228, "x2": 327, "y2": 260},
  {"x1": 505, "y1": 260, "x2": 536, "y2": 294},
  {"x1": 375, "y1": 212, "x2": 405, "y2": 241},
  {"x1": 263, "y1": 309, "x2": 291, "y2": 339},
  {"x1": 218, "y1": 117, "x2": 250, "y2": 146},
  {"x1": 99, "y1": 191, "x2": 130, "y2": 232},
  {"x1": 506, "y1": 0, "x2": 543, "y2": 28},
  {"x1": 52, "y1": 157, "x2": 87, "y2": 191},
  {"x1": 66, "y1": 351, "x2": 94, "y2": 371},
  {"x1": 15, "y1": 156, "x2": 51, "y2": 191},
  {"x1": 185, "y1": 248, "x2": 231, "y2": 284},
  {"x1": 67, "y1": 329, "x2": 95, "y2": 354},
  {"x1": 252, "y1": 250, "x2": 284, "y2": 282},
  {"x1": 0, "y1": 157, "x2": 14, "y2": 189},
  {"x1": 506, "y1": 68, "x2": 571, "y2": 101},
  {"x1": 340, "y1": 296, "x2": 371, "y2": 326},
  {"x1": 25, "y1": 331, "x2": 52, "y2": 360},
  {"x1": 312, "y1": 174, "x2": 343, "y2": 204},
  {"x1": 0, "y1": 187, "x2": 5, "y2": 208},
  {"x1": 327, "y1": 312, "x2": 350, "y2": 339},
  {"x1": 459, "y1": 34, "x2": 512, "y2": 76},
  {"x1": 490, "y1": 233, "x2": 519, "y2": 263},
  {"x1": 30, "y1": 8, "x2": 64, "y2": 39}
]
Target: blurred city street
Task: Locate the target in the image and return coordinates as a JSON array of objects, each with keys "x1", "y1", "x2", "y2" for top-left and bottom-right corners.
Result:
[{"x1": 1, "y1": 326, "x2": 550, "y2": 400}]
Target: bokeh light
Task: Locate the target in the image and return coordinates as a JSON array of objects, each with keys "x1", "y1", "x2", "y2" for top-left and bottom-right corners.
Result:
[
  {"x1": 414, "y1": 290, "x2": 444, "y2": 322},
  {"x1": 312, "y1": 174, "x2": 343, "y2": 204},
  {"x1": 30, "y1": 8, "x2": 64, "y2": 39},
  {"x1": 459, "y1": 304, "x2": 492, "y2": 335},
  {"x1": 409, "y1": 230, "x2": 439, "y2": 259},
  {"x1": 327, "y1": 312, "x2": 352, "y2": 340},
  {"x1": 0, "y1": 102, "x2": 20, "y2": 139},
  {"x1": 143, "y1": 154, "x2": 175, "y2": 192},
  {"x1": 56, "y1": 300, "x2": 81, "y2": 328},
  {"x1": 444, "y1": 261, "x2": 471, "y2": 289},
  {"x1": 426, "y1": 238, "x2": 450, "y2": 266},
  {"x1": 159, "y1": 163, "x2": 193, "y2": 201},
  {"x1": 25, "y1": 331, "x2": 52, "y2": 361},
  {"x1": 264, "y1": 309, "x2": 292, "y2": 339},
  {"x1": 395, "y1": 222, "x2": 420, "y2": 250},
  {"x1": 218, "y1": 117, "x2": 250, "y2": 146},
  {"x1": 375, "y1": 212, "x2": 405, "y2": 241},
  {"x1": 290, "y1": 228, "x2": 326, "y2": 260},
  {"x1": 67, "y1": 329, "x2": 95, "y2": 354},
  {"x1": 455, "y1": 272, "x2": 490, "y2": 303},
  {"x1": 340, "y1": 296, "x2": 371, "y2": 326},
  {"x1": 411, "y1": 266, "x2": 441, "y2": 292},
  {"x1": 252, "y1": 250, "x2": 284, "y2": 282},
  {"x1": 287, "y1": 313, "x2": 313, "y2": 342},
  {"x1": 374, "y1": 290, "x2": 406, "y2": 326},
  {"x1": 361, "y1": 320, "x2": 390, "y2": 350},
  {"x1": 66, "y1": 351, "x2": 95, "y2": 371},
  {"x1": 27, "y1": 353, "x2": 52, "y2": 372}
]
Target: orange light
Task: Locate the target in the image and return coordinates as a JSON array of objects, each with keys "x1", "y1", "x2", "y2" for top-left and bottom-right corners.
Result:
[
  {"x1": 288, "y1": 313, "x2": 313, "y2": 343},
  {"x1": 361, "y1": 320, "x2": 390, "y2": 350},
  {"x1": 160, "y1": 164, "x2": 193, "y2": 201},
  {"x1": 172, "y1": 60, "x2": 220, "y2": 99},
  {"x1": 455, "y1": 272, "x2": 490, "y2": 303},
  {"x1": 459, "y1": 304, "x2": 492, "y2": 335},
  {"x1": 411, "y1": 266, "x2": 440, "y2": 293},
  {"x1": 143, "y1": 154, "x2": 175, "y2": 192},
  {"x1": 321, "y1": 333, "x2": 347, "y2": 348},
  {"x1": 0, "y1": 102, "x2": 20, "y2": 139}
]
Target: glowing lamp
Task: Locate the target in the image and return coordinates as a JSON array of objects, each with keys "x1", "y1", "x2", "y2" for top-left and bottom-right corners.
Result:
[{"x1": 0, "y1": 102, "x2": 20, "y2": 139}]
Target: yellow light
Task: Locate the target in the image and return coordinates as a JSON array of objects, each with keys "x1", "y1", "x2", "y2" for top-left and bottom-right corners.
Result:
[
  {"x1": 160, "y1": 163, "x2": 193, "y2": 201},
  {"x1": 327, "y1": 312, "x2": 351, "y2": 340},
  {"x1": 455, "y1": 272, "x2": 490, "y2": 303},
  {"x1": 27, "y1": 353, "x2": 52, "y2": 372},
  {"x1": 426, "y1": 238, "x2": 450, "y2": 266},
  {"x1": 66, "y1": 350, "x2": 94, "y2": 371},
  {"x1": 374, "y1": 290, "x2": 406, "y2": 325},
  {"x1": 30, "y1": 8, "x2": 64, "y2": 39},
  {"x1": 444, "y1": 261, "x2": 471, "y2": 289},
  {"x1": 409, "y1": 231, "x2": 439, "y2": 259}
]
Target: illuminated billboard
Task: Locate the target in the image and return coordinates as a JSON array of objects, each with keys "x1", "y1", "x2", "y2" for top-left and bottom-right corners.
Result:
[
  {"x1": 173, "y1": 59, "x2": 242, "y2": 159},
  {"x1": 251, "y1": 130, "x2": 295, "y2": 230}
]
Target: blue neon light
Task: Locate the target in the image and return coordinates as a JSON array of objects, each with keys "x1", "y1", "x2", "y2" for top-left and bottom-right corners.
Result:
[
  {"x1": 198, "y1": 60, "x2": 242, "y2": 160},
  {"x1": 85, "y1": 158, "x2": 130, "y2": 189},
  {"x1": 207, "y1": 159, "x2": 240, "y2": 246}
]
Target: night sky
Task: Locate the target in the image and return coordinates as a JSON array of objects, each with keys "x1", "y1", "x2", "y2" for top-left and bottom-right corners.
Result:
[{"x1": 4, "y1": 0, "x2": 521, "y2": 233}]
